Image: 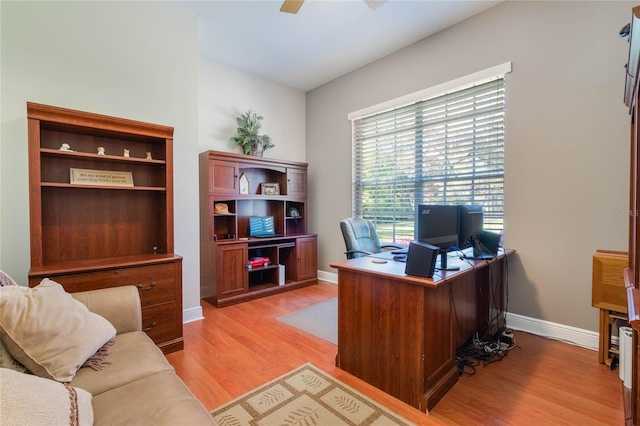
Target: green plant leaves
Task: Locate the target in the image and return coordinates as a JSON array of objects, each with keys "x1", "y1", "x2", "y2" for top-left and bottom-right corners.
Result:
[{"x1": 230, "y1": 109, "x2": 275, "y2": 154}]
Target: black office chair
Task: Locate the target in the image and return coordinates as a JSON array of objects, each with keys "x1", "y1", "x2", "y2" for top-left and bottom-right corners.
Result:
[{"x1": 340, "y1": 217, "x2": 403, "y2": 259}]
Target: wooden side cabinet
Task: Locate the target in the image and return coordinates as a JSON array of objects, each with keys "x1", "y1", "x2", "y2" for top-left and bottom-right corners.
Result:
[
  {"x1": 287, "y1": 167, "x2": 307, "y2": 197},
  {"x1": 211, "y1": 160, "x2": 239, "y2": 195},
  {"x1": 592, "y1": 250, "x2": 628, "y2": 367},
  {"x1": 216, "y1": 243, "x2": 248, "y2": 298},
  {"x1": 296, "y1": 236, "x2": 318, "y2": 282},
  {"x1": 199, "y1": 150, "x2": 318, "y2": 307},
  {"x1": 28, "y1": 258, "x2": 183, "y2": 353},
  {"x1": 26, "y1": 102, "x2": 183, "y2": 354}
]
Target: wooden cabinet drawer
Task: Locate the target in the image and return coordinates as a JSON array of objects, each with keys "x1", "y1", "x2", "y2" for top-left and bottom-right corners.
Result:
[
  {"x1": 32, "y1": 263, "x2": 177, "y2": 307},
  {"x1": 123, "y1": 264, "x2": 176, "y2": 307},
  {"x1": 142, "y1": 303, "x2": 179, "y2": 346}
]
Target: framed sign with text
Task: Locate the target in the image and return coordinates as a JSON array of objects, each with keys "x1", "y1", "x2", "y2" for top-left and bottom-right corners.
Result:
[{"x1": 70, "y1": 168, "x2": 134, "y2": 187}]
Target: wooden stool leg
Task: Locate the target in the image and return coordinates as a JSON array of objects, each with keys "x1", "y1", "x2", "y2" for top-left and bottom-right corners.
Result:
[
  {"x1": 605, "y1": 310, "x2": 615, "y2": 369},
  {"x1": 599, "y1": 309, "x2": 608, "y2": 364}
]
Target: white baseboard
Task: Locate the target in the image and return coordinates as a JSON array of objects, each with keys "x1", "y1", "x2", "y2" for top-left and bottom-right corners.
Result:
[
  {"x1": 505, "y1": 312, "x2": 599, "y2": 351},
  {"x1": 318, "y1": 270, "x2": 338, "y2": 284},
  {"x1": 193, "y1": 268, "x2": 599, "y2": 351},
  {"x1": 185, "y1": 271, "x2": 336, "y2": 324},
  {"x1": 183, "y1": 306, "x2": 204, "y2": 324},
  {"x1": 317, "y1": 269, "x2": 600, "y2": 351}
]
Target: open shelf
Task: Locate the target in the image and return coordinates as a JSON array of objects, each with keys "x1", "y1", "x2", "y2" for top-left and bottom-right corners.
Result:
[
  {"x1": 248, "y1": 267, "x2": 278, "y2": 287},
  {"x1": 199, "y1": 150, "x2": 317, "y2": 307},
  {"x1": 27, "y1": 101, "x2": 183, "y2": 354},
  {"x1": 41, "y1": 182, "x2": 166, "y2": 191},
  {"x1": 41, "y1": 148, "x2": 167, "y2": 164}
]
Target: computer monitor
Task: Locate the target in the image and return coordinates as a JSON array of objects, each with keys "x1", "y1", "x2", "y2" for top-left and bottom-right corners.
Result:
[
  {"x1": 476, "y1": 231, "x2": 501, "y2": 257},
  {"x1": 458, "y1": 204, "x2": 484, "y2": 249},
  {"x1": 416, "y1": 205, "x2": 460, "y2": 270},
  {"x1": 459, "y1": 204, "x2": 501, "y2": 259}
]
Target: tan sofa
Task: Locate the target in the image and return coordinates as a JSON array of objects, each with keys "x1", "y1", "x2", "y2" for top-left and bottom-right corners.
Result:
[{"x1": 69, "y1": 285, "x2": 216, "y2": 425}]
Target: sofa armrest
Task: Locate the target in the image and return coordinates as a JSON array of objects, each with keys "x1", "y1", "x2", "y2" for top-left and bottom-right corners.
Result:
[{"x1": 71, "y1": 286, "x2": 142, "y2": 334}]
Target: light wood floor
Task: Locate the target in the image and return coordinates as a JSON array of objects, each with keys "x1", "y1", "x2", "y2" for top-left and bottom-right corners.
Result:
[{"x1": 166, "y1": 282, "x2": 624, "y2": 425}]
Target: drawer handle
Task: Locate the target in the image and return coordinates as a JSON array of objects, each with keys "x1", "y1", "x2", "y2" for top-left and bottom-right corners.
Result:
[
  {"x1": 137, "y1": 282, "x2": 156, "y2": 291},
  {"x1": 142, "y1": 321, "x2": 157, "y2": 332}
]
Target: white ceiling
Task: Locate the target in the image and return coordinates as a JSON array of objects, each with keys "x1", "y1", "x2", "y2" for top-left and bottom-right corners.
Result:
[{"x1": 170, "y1": 0, "x2": 503, "y2": 92}]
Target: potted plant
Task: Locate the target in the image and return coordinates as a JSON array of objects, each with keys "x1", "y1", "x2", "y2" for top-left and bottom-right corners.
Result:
[{"x1": 230, "y1": 110, "x2": 274, "y2": 156}]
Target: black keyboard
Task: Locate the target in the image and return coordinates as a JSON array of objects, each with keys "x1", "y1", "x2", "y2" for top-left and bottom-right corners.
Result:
[
  {"x1": 252, "y1": 233, "x2": 284, "y2": 238},
  {"x1": 390, "y1": 249, "x2": 408, "y2": 255}
]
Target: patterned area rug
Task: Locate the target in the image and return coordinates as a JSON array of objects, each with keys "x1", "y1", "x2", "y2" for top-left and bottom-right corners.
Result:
[{"x1": 211, "y1": 363, "x2": 414, "y2": 426}]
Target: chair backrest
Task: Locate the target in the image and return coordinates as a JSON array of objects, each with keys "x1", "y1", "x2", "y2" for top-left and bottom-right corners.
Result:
[{"x1": 340, "y1": 218, "x2": 383, "y2": 259}]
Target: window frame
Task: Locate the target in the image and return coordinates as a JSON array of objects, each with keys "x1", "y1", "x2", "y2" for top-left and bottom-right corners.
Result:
[{"x1": 349, "y1": 63, "x2": 511, "y2": 244}]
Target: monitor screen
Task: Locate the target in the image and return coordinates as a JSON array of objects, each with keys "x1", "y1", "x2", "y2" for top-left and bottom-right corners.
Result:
[
  {"x1": 416, "y1": 205, "x2": 459, "y2": 250},
  {"x1": 458, "y1": 204, "x2": 484, "y2": 248},
  {"x1": 249, "y1": 216, "x2": 277, "y2": 237}
]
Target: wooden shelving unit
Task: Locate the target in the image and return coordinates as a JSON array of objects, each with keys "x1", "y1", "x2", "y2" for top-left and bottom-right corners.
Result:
[
  {"x1": 199, "y1": 150, "x2": 317, "y2": 307},
  {"x1": 26, "y1": 102, "x2": 183, "y2": 354},
  {"x1": 624, "y1": 6, "x2": 640, "y2": 423}
]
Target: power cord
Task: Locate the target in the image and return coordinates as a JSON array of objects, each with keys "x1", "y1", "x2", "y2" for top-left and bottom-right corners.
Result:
[
  {"x1": 457, "y1": 330, "x2": 519, "y2": 371},
  {"x1": 448, "y1": 245, "x2": 516, "y2": 374},
  {"x1": 456, "y1": 348, "x2": 479, "y2": 376}
]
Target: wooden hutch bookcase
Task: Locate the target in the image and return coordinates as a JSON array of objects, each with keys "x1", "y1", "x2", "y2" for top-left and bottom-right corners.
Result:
[
  {"x1": 626, "y1": 6, "x2": 640, "y2": 424},
  {"x1": 26, "y1": 102, "x2": 183, "y2": 354},
  {"x1": 199, "y1": 150, "x2": 317, "y2": 307}
]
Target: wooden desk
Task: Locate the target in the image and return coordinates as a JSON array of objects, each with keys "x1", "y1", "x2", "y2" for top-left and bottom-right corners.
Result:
[{"x1": 330, "y1": 249, "x2": 514, "y2": 412}]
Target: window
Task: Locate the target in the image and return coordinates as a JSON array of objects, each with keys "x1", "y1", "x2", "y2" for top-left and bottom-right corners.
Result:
[{"x1": 350, "y1": 66, "x2": 509, "y2": 244}]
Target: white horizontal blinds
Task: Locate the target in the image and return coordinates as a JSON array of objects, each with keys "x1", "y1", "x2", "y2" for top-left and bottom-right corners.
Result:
[{"x1": 353, "y1": 77, "x2": 505, "y2": 244}]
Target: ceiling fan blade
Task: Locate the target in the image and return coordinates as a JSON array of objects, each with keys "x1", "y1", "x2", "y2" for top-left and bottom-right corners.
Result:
[
  {"x1": 363, "y1": 0, "x2": 387, "y2": 11},
  {"x1": 280, "y1": 0, "x2": 304, "y2": 14}
]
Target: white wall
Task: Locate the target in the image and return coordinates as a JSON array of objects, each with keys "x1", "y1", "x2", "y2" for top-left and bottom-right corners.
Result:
[
  {"x1": 2, "y1": 0, "x2": 631, "y2": 334},
  {"x1": 0, "y1": 1, "x2": 306, "y2": 320},
  {"x1": 306, "y1": 1, "x2": 631, "y2": 331},
  {"x1": 197, "y1": 56, "x2": 306, "y2": 161},
  {"x1": 194, "y1": 52, "x2": 306, "y2": 311},
  {"x1": 0, "y1": 0, "x2": 3, "y2": 269},
  {"x1": 0, "y1": 1, "x2": 201, "y2": 312}
]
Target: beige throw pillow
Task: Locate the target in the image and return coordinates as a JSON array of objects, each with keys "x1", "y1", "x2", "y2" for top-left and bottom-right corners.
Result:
[
  {"x1": 0, "y1": 279, "x2": 116, "y2": 382},
  {"x1": 1, "y1": 367, "x2": 93, "y2": 426},
  {"x1": 0, "y1": 339, "x2": 28, "y2": 373}
]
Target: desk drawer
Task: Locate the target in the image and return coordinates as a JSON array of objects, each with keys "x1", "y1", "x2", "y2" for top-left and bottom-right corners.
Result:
[
  {"x1": 142, "y1": 303, "x2": 179, "y2": 345},
  {"x1": 33, "y1": 263, "x2": 177, "y2": 307}
]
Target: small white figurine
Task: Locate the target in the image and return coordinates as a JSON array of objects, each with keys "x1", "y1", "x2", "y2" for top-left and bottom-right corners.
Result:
[
  {"x1": 146, "y1": 152, "x2": 152, "y2": 160},
  {"x1": 97, "y1": 146, "x2": 105, "y2": 155},
  {"x1": 123, "y1": 149, "x2": 130, "y2": 157},
  {"x1": 59, "y1": 143, "x2": 73, "y2": 151}
]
